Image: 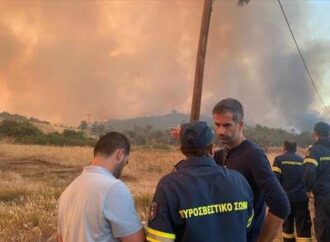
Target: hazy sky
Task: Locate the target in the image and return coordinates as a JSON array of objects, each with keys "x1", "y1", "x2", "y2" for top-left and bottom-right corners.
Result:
[{"x1": 0, "y1": 0, "x2": 329, "y2": 130}]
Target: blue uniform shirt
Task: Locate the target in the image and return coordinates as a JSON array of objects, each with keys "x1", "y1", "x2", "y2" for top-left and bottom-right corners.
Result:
[
  {"x1": 147, "y1": 156, "x2": 254, "y2": 242},
  {"x1": 272, "y1": 152, "x2": 308, "y2": 202},
  {"x1": 304, "y1": 138, "x2": 330, "y2": 201},
  {"x1": 214, "y1": 140, "x2": 290, "y2": 242}
]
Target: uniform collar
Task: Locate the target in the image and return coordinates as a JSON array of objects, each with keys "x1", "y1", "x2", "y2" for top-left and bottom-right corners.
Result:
[
  {"x1": 284, "y1": 151, "x2": 295, "y2": 155},
  {"x1": 83, "y1": 165, "x2": 115, "y2": 179},
  {"x1": 174, "y1": 156, "x2": 217, "y2": 170},
  {"x1": 316, "y1": 137, "x2": 330, "y2": 148}
]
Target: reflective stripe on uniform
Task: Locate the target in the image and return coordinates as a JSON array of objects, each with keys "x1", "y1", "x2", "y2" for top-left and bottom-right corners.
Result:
[
  {"x1": 272, "y1": 166, "x2": 282, "y2": 173},
  {"x1": 282, "y1": 161, "x2": 302, "y2": 165},
  {"x1": 247, "y1": 210, "x2": 254, "y2": 228},
  {"x1": 282, "y1": 232, "x2": 295, "y2": 239},
  {"x1": 303, "y1": 158, "x2": 318, "y2": 167},
  {"x1": 146, "y1": 234, "x2": 174, "y2": 242},
  {"x1": 296, "y1": 237, "x2": 312, "y2": 242},
  {"x1": 320, "y1": 156, "x2": 330, "y2": 161},
  {"x1": 146, "y1": 237, "x2": 161, "y2": 242},
  {"x1": 146, "y1": 227, "x2": 175, "y2": 242}
]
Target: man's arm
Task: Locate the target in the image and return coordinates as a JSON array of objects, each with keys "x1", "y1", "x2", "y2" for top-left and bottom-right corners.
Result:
[
  {"x1": 57, "y1": 234, "x2": 63, "y2": 242},
  {"x1": 104, "y1": 182, "x2": 144, "y2": 242},
  {"x1": 147, "y1": 179, "x2": 176, "y2": 242},
  {"x1": 249, "y1": 150, "x2": 290, "y2": 242},
  {"x1": 257, "y1": 212, "x2": 283, "y2": 242},
  {"x1": 121, "y1": 229, "x2": 145, "y2": 242},
  {"x1": 303, "y1": 147, "x2": 318, "y2": 195},
  {"x1": 303, "y1": 163, "x2": 316, "y2": 194},
  {"x1": 272, "y1": 157, "x2": 282, "y2": 182}
]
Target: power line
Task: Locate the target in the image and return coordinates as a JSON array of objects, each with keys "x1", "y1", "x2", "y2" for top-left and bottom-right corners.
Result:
[{"x1": 277, "y1": 0, "x2": 330, "y2": 116}]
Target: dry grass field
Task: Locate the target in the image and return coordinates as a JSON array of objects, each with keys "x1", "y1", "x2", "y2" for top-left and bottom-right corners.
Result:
[{"x1": 0, "y1": 144, "x2": 315, "y2": 241}]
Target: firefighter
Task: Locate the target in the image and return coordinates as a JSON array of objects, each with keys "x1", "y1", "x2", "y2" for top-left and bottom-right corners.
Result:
[
  {"x1": 272, "y1": 140, "x2": 312, "y2": 242},
  {"x1": 147, "y1": 121, "x2": 254, "y2": 242},
  {"x1": 304, "y1": 122, "x2": 330, "y2": 242}
]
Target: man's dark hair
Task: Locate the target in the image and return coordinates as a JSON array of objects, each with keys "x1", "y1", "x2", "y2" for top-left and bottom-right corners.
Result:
[
  {"x1": 94, "y1": 132, "x2": 130, "y2": 157},
  {"x1": 283, "y1": 140, "x2": 297, "y2": 153},
  {"x1": 180, "y1": 145, "x2": 213, "y2": 157},
  {"x1": 212, "y1": 98, "x2": 244, "y2": 122},
  {"x1": 314, "y1": 122, "x2": 330, "y2": 138}
]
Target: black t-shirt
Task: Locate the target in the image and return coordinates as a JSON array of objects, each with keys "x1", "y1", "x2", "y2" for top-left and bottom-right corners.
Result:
[{"x1": 214, "y1": 140, "x2": 290, "y2": 242}]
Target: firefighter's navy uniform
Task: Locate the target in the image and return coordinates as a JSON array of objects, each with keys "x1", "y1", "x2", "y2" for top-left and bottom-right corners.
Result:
[
  {"x1": 273, "y1": 152, "x2": 312, "y2": 242},
  {"x1": 304, "y1": 123, "x2": 330, "y2": 242},
  {"x1": 146, "y1": 121, "x2": 254, "y2": 242}
]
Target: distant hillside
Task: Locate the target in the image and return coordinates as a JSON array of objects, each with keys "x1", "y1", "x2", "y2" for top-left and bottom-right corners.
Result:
[
  {"x1": 106, "y1": 112, "x2": 213, "y2": 131},
  {"x1": 0, "y1": 111, "x2": 73, "y2": 134}
]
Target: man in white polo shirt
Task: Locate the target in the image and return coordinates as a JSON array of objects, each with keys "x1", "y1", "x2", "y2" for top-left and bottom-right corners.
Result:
[{"x1": 57, "y1": 132, "x2": 144, "y2": 242}]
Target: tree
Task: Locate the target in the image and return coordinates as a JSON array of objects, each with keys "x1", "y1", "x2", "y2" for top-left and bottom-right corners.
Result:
[{"x1": 79, "y1": 120, "x2": 88, "y2": 130}]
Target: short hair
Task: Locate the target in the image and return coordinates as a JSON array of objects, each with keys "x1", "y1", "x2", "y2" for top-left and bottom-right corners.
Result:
[
  {"x1": 283, "y1": 140, "x2": 297, "y2": 153},
  {"x1": 180, "y1": 145, "x2": 213, "y2": 157},
  {"x1": 212, "y1": 98, "x2": 244, "y2": 122},
  {"x1": 314, "y1": 122, "x2": 330, "y2": 138},
  {"x1": 94, "y1": 132, "x2": 130, "y2": 157}
]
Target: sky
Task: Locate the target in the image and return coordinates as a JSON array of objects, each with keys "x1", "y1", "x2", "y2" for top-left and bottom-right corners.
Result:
[{"x1": 0, "y1": 0, "x2": 329, "y2": 130}]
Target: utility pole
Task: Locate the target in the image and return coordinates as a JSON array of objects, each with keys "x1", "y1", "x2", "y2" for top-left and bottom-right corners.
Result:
[
  {"x1": 190, "y1": 0, "x2": 213, "y2": 122},
  {"x1": 86, "y1": 113, "x2": 91, "y2": 124}
]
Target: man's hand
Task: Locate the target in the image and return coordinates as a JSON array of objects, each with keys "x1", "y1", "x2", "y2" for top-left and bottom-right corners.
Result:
[
  {"x1": 57, "y1": 234, "x2": 63, "y2": 242},
  {"x1": 169, "y1": 125, "x2": 181, "y2": 140},
  {"x1": 257, "y1": 212, "x2": 283, "y2": 242},
  {"x1": 306, "y1": 192, "x2": 314, "y2": 200}
]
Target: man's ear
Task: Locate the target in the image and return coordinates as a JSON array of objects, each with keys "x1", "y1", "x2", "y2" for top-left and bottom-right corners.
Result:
[
  {"x1": 209, "y1": 144, "x2": 215, "y2": 157},
  {"x1": 115, "y1": 148, "x2": 125, "y2": 162},
  {"x1": 239, "y1": 120, "x2": 244, "y2": 130}
]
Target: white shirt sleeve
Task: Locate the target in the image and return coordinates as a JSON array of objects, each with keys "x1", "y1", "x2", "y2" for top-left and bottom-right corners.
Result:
[{"x1": 103, "y1": 181, "x2": 143, "y2": 238}]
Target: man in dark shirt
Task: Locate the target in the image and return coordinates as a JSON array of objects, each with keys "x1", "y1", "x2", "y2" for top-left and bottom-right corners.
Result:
[
  {"x1": 272, "y1": 140, "x2": 311, "y2": 242},
  {"x1": 171, "y1": 98, "x2": 290, "y2": 242},
  {"x1": 304, "y1": 122, "x2": 330, "y2": 242},
  {"x1": 147, "y1": 121, "x2": 254, "y2": 242},
  {"x1": 212, "y1": 98, "x2": 290, "y2": 242}
]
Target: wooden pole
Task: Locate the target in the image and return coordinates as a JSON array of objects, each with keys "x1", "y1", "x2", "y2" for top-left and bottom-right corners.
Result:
[{"x1": 190, "y1": 0, "x2": 213, "y2": 122}]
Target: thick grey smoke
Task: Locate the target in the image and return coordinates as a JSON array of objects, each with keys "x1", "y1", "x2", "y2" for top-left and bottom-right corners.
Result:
[
  {"x1": 0, "y1": 0, "x2": 328, "y2": 129},
  {"x1": 203, "y1": 0, "x2": 329, "y2": 131}
]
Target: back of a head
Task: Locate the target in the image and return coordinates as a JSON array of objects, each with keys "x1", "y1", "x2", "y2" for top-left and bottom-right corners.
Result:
[
  {"x1": 180, "y1": 121, "x2": 215, "y2": 157},
  {"x1": 283, "y1": 140, "x2": 297, "y2": 153},
  {"x1": 94, "y1": 132, "x2": 130, "y2": 157},
  {"x1": 314, "y1": 122, "x2": 330, "y2": 138},
  {"x1": 212, "y1": 98, "x2": 244, "y2": 122}
]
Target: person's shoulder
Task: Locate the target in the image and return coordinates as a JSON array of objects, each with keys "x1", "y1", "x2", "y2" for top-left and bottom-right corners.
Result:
[
  {"x1": 292, "y1": 153, "x2": 303, "y2": 161},
  {"x1": 58, "y1": 175, "x2": 82, "y2": 201},
  {"x1": 108, "y1": 179, "x2": 131, "y2": 197},
  {"x1": 306, "y1": 144, "x2": 320, "y2": 157},
  {"x1": 225, "y1": 168, "x2": 252, "y2": 194},
  {"x1": 274, "y1": 153, "x2": 284, "y2": 160},
  {"x1": 244, "y1": 139, "x2": 263, "y2": 151},
  {"x1": 244, "y1": 139, "x2": 267, "y2": 157},
  {"x1": 310, "y1": 143, "x2": 322, "y2": 151},
  {"x1": 155, "y1": 171, "x2": 178, "y2": 188}
]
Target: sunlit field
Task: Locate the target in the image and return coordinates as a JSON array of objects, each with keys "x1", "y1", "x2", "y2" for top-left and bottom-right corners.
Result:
[{"x1": 0, "y1": 144, "x2": 315, "y2": 241}]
